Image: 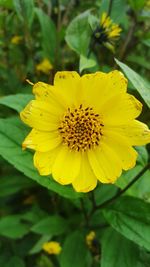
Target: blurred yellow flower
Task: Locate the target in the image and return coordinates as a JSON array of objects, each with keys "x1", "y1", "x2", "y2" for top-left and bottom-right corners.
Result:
[
  {"x1": 42, "y1": 241, "x2": 62, "y2": 255},
  {"x1": 20, "y1": 71, "x2": 150, "y2": 193},
  {"x1": 144, "y1": 0, "x2": 150, "y2": 10},
  {"x1": 86, "y1": 231, "x2": 96, "y2": 248},
  {"x1": 93, "y1": 12, "x2": 122, "y2": 51},
  {"x1": 36, "y1": 58, "x2": 53, "y2": 75},
  {"x1": 11, "y1": 35, "x2": 23, "y2": 45}
]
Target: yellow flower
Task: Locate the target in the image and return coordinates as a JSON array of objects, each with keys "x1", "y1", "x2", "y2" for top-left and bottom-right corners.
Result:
[
  {"x1": 36, "y1": 58, "x2": 53, "y2": 75},
  {"x1": 42, "y1": 241, "x2": 62, "y2": 255},
  {"x1": 93, "y1": 12, "x2": 122, "y2": 51},
  {"x1": 86, "y1": 231, "x2": 96, "y2": 248},
  {"x1": 11, "y1": 35, "x2": 23, "y2": 45},
  {"x1": 144, "y1": 0, "x2": 150, "y2": 10},
  {"x1": 20, "y1": 71, "x2": 150, "y2": 193}
]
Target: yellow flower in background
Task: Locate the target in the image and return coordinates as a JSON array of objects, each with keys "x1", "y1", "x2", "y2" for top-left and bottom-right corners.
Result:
[
  {"x1": 100, "y1": 12, "x2": 121, "y2": 37},
  {"x1": 11, "y1": 35, "x2": 23, "y2": 45},
  {"x1": 36, "y1": 58, "x2": 53, "y2": 75},
  {"x1": 144, "y1": 0, "x2": 150, "y2": 10},
  {"x1": 93, "y1": 12, "x2": 122, "y2": 51},
  {"x1": 20, "y1": 71, "x2": 150, "y2": 193},
  {"x1": 42, "y1": 241, "x2": 62, "y2": 255},
  {"x1": 86, "y1": 231, "x2": 96, "y2": 248}
]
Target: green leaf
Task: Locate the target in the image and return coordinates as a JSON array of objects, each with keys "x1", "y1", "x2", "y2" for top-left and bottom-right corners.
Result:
[
  {"x1": 94, "y1": 184, "x2": 118, "y2": 206},
  {"x1": 0, "y1": 215, "x2": 29, "y2": 239},
  {"x1": 0, "y1": 175, "x2": 34, "y2": 197},
  {"x1": 136, "y1": 146, "x2": 149, "y2": 166},
  {"x1": 127, "y1": 54, "x2": 150, "y2": 70},
  {"x1": 100, "y1": 0, "x2": 128, "y2": 27},
  {"x1": 88, "y1": 14, "x2": 99, "y2": 31},
  {"x1": 22, "y1": 206, "x2": 48, "y2": 224},
  {"x1": 5, "y1": 257, "x2": 25, "y2": 267},
  {"x1": 65, "y1": 11, "x2": 91, "y2": 56},
  {"x1": 0, "y1": 0, "x2": 13, "y2": 9},
  {"x1": 116, "y1": 146, "x2": 150, "y2": 199},
  {"x1": 115, "y1": 58, "x2": 150, "y2": 108},
  {"x1": 79, "y1": 55, "x2": 96, "y2": 73},
  {"x1": 13, "y1": 0, "x2": 34, "y2": 27},
  {"x1": 31, "y1": 215, "x2": 68, "y2": 235},
  {"x1": 103, "y1": 196, "x2": 150, "y2": 250},
  {"x1": 0, "y1": 94, "x2": 33, "y2": 112},
  {"x1": 101, "y1": 228, "x2": 142, "y2": 267},
  {"x1": 60, "y1": 231, "x2": 89, "y2": 267},
  {"x1": 37, "y1": 254, "x2": 54, "y2": 267},
  {"x1": 35, "y1": 8, "x2": 57, "y2": 63},
  {"x1": 116, "y1": 165, "x2": 150, "y2": 199},
  {"x1": 0, "y1": 117, "x2": 82, "y2": 199},
  {"x1": 29, "y1": 235, "x2": 51, "y2": 254},
  {"x1": 128, "y1": 0, "x2": 145, "y2": 10},
  {"x1": 142, "y1": 39, "x2": 150, "y2": 47}
]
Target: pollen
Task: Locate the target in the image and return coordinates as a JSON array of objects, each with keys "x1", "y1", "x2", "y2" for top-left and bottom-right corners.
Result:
[{"x1": 58, "y1": 105, "x2": 104, "y2": 152}]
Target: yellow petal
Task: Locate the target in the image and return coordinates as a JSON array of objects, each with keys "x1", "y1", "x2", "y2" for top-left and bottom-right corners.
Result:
[
  {"x1": 81, "y1": 71, "x2": 127, "y2": 112},
  {"x1": 33, "y1": 82, "x2": 66, "y2": 110},
  {"x1": 104, "y1": 120, "x2": 150, "y2": 146},
  {"x1": 22, "y1": 129, "x2": 62, "y2": 152},
  {"x1": 72, "y1": 153, "x2": 97, "y2": 192},
  {"x1": 102, "y1": 93, "x2": 142, "y2": 124},
  {"x1": 100, "y1": 12, "x2": 107, "y2": 25},
  {"x1": 34, "y1": 147, "x2": 60, "y2": 175},
  {"x1": 102, "y1": 131, "x2": 138, "y2": 170},
  {"x1": 54, "y1": 71, "x2": 81, "y2": 107},
  {"x1": 20, "y1": 100, "x2": 61, "y2": 131},
  {"x1": 52, "y1": 145, "x2": 81, "y2": 185},
  {"x1": 88, "y1": 143, "x2": 122, "y2": 184},
  {"x1": 100, "y1": 12, "x2": 112, "y2": 28}
]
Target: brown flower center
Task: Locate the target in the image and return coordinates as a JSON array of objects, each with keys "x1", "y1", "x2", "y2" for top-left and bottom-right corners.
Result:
[{"x1": 58, "y1": 105, "x2": 104, "y2": 152}]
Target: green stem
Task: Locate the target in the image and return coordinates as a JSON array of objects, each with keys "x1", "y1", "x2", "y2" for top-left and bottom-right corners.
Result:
[
  {"x1": 80, "y1": 198, "x2": 89, "y2": 227},
  {"x1": 108, "y1": 0, "x2": 113, "y2": 16}
]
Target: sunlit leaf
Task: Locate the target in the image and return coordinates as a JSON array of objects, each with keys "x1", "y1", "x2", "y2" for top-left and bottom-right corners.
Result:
[
  {"x1": 0, "y1": 117, "x2": 83, "y2": 199},
  {"x1": 60, "y1": 231, "x2": 90, "y2": 267},
  {"x1": 103, "y1": 196, "x2": 150, "y2": 250},
  {"x1": 35, "y1": 8, "x2": 57, "y2": 63},
  {"x1": 115, "y1": 58, "x2": 150, "y2": 108},
  {"x1": 101, "y1": 228, "x2": 142, "y2": 267},
  {"x1": 0, "y1": 94, "x2": 33, "y2": 112},
  {"x1": 65, "y1": 11, "x2": 91, "y2": 56}
]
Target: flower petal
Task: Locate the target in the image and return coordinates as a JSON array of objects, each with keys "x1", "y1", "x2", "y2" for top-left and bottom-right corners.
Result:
[
  {"x1": 20, "y1": 100, "x2": 61, "y2": 131},
  {"x1": 34, "y1": 147, "x2": 60, "y2": 175},
  {"x1": 104, "y1": 120, "x2": 150, "y2": 146},
  {"x1": 81, "y1": 71, "x2": 127, "y2": 112},
  {"x1": 33, "y1": 82, "x2": 66, "y2": 110},
  {"x1": 22, "y1": 129, "x2": 62, "y2": 152},
  {"x1": 54, "y1": 71, "x2": 81, "y2": 107},
  {"x1": 72, "y1": 153, "x2": 97, "y2": 192},
  {"x1": 102, "y1": 131, "x2": 138, "y2": 170},
  {"x1": 102, "y1": 93, "x2": 142, "y2": 124},
  {"x1": 88, "y1": 142, "x2": 122, "y2": 184},
  {"x1": 52, "y1": 145, "x2": 81, "y2": 185}
]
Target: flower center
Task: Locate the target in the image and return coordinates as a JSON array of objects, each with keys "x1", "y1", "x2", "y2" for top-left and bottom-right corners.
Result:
[{"x1": 58, "y1": 105, "x2": 104, "y2": 152}]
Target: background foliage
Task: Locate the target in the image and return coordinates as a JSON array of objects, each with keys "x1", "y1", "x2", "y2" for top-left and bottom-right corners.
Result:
[{"x1": 0, "y1": 0, "x2": 150, "y2": 266}]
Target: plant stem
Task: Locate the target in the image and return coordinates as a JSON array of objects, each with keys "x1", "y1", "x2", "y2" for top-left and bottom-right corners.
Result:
[
  {"x1": 80, "y1": 198, "x2": 89, "y2": 227},
  {"x1": 90, "y1": 191, "x2": 97, "y2": 209},
  {"x1": 108, "y1": 0, "x2": 113, "y2": 16},
  {"x1": 119, "y1": 19, "x2": 136, "y2": 61},
  {"x1": 55, "y1": 0, "x2": 61, "y2": 70}
]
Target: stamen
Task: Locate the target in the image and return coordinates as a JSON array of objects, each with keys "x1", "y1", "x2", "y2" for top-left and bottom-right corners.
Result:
[{"x1": 58, "y1": 105, "x2": 104, "y2": 152}]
